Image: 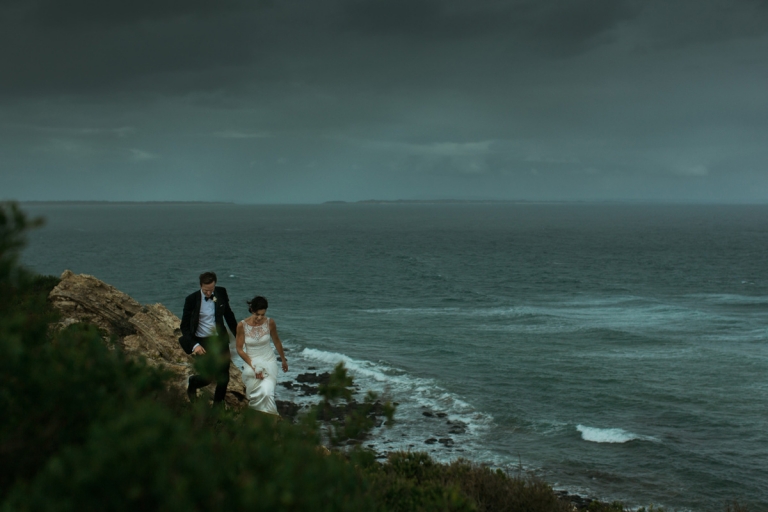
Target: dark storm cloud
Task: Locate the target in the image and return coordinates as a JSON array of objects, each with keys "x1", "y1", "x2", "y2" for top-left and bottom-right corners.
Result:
[
  {"x1": 29, "y1": 0, "x2": 247, "y2": 26},
  {"x1": 634, "y1": 0, "x2": 768, "y2": 46},
  {"x1": 0, "y1": 0, "x2": 263, "y2": 95},
  {"x1": 1, "y1": 0, "x2": 767, "y2": 202},
  {"x1": 0, "y1": 0, "x2": 639, "y2": 95},
  {"x1": 2, "y1": 0, "x2": 764, "y2": 95},
  {"x1": 339, "y1": 0, "x2": 634, "y2": 51}
]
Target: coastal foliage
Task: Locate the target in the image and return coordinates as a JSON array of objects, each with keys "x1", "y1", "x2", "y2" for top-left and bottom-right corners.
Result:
[
  {"x1": 314, "y1": 362, "x2": 396, "y2": 446},
  {"x1": 0, "y1": 202, "x2": 371, "y2": 511},
  {"x1": 361, "y1": 451, "x2": 573, "y2": 512},
  {"x1": 6, "y1": 201, "x2": 733, "y2": 512}
]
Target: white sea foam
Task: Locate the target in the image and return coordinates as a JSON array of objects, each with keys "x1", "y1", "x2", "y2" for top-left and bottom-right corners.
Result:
[
  {"x1": 299, "y1": 348, "x2": 489, "y2": 419},
  {"x1": 576, "y1": 425, "x2": 656, "y2": 444},
  {"x1": 686, "y1": 293, "x2": 768, "y2": 306},
  {"x1": 297, "y1": 347, "x2": 495, "y2": 455},
  {"x1": 300, "y1": 348, "x2": 395, "y2": 382},
  {"x1": 364, "y1": 301, "x2": 705, "y2": 334},
  {"x1": 363, "y1": 306, "x2": 549, "y2": 319}
]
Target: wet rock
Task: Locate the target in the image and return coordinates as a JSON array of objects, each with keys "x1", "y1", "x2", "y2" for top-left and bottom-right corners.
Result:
[
  {"x1": 296, "y1": 372, "x2": 331, "y2": 385},
  {"x1": 438, "y1": 438, "x2": 454, "y2": 447},
  {"x1": 298, "y1": 384, "x2": 319, "y2": 396},
  {"x1": 276, "y1": 400, "x2": 300, "y2": 420},
  {"x1": 368, "y1": 400, "x2": 387, "y2": 416},
  {"x1": 279, "y1": 381, "x2": 294, "y2": 390},
  {"x1": 555, "y1": 491, "x2": 594, "y2": 510},
  {"x1": 422, "y1": 411, "x2": 434, "y2": 417},
  {"x1": 436, "y1": 412, "x2": 447, "y2": 418},
  {"x1": 424, "y1": 438, "x2": 437, "y2": 444},
  {"x1": 446, "y1": 420, "x2": 467, "y2": 434}
]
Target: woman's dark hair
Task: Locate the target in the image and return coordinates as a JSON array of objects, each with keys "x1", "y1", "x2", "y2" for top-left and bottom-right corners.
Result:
[
  {"x1": 199, "y1": 271, "x2": 217, "y2": 285},
  {"x1": 247, "y1": 296, "x2": 268, "y2": 313}
]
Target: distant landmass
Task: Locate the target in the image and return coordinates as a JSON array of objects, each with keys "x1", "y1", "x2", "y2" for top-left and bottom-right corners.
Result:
[
  {"x1": 323, "y1": 199, "x2": 570, "y2": 204},
  {"x1": 19, "y1": 201, "x2": 236, "y2": 205}
]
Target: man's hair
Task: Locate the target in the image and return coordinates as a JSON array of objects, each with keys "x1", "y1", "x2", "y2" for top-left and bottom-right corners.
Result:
[
  {"x1": 247, "y1": 296, "x2": 268, "y2": 313},
  {"x1": 199, "y1": 271, "x2": 217, "y2": 286}
]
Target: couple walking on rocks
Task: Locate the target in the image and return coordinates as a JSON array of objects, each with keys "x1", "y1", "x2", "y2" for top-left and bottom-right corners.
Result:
[{"x1": 178, "y1": 271, "x2": 288, "y2": 415}]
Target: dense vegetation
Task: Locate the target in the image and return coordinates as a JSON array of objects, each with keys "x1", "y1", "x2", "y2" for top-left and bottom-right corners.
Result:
[
  {"x1": 0, "y1": 203, "x2": 378, "y2": 511},
  {"x1": 2, "y1": 202, "x2": 748, "y2": 511}
]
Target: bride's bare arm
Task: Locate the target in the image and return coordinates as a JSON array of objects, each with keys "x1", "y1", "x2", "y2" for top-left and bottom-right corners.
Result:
[
  {"x1": 236, "y1": 322, "x2": 253, "y2": 369},
  {"x1": 270, "y1": 318, "x2": 289, "y2": 372}
]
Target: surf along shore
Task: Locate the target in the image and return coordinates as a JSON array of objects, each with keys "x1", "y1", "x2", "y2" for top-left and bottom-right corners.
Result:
[{"x1": 35, "y1": 269, "x2": 663, "y2": 511}]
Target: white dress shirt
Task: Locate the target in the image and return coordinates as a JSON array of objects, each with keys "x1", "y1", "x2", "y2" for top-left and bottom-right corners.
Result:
[{"x1": 192, "y1": 290, "x2": 217, "y2": 351}]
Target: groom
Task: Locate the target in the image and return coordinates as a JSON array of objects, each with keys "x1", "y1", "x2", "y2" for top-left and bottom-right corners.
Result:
[{"x1": 179, "y1": 271, "x2": 238, "y2": 404}]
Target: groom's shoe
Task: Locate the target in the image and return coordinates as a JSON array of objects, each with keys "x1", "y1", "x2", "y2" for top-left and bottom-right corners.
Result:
[{"x1": 186, "y1": 377, "x2": 196, "y2": 403}]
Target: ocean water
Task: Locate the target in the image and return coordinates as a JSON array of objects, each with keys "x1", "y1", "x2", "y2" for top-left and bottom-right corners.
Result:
[{"x1": 21, "y1": 202, "x2": 768, "y2": 511}]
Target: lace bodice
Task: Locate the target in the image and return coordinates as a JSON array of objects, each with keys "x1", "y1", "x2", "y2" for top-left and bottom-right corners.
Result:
[
  {"x1": 242, "y1": 319, "x2": 276, "y2": 362},
  {"x1": 240, "y1": 318, "x2": 279, "y2": 415}
]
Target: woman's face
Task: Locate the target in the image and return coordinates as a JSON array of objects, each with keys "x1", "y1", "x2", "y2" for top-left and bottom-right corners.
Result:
[{"x1": 251, "y1": 309, "x2": 267, "y2": 322}]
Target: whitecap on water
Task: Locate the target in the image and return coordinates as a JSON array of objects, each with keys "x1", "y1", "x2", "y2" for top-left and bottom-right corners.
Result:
[{"x1": 576, "y1": 425, "x2": 657, "y2": 444}]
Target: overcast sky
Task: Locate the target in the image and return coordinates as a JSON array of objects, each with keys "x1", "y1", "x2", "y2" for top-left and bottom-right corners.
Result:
[{"x1": 1, "y1": 0, "x2": 767, "y2": 203}]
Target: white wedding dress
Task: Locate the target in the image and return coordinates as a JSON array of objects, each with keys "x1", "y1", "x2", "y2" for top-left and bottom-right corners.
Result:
[{"x1": 241, "y1": 319, "x2": 279, "y2": 415}]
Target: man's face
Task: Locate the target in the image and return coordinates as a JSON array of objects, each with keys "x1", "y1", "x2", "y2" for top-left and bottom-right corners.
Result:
[{"x1": 201, "y1": 281, "x2": 216, "y2": 298}]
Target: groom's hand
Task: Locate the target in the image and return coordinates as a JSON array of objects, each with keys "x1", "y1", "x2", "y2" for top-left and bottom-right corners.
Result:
[{"x1": 192, "y1": 345, "x2": 206, "y2": 355}]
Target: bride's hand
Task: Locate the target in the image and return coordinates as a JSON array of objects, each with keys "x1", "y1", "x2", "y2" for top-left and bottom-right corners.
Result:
[{"x1": 281, "y1": 360, "x2": 288, "y2": 372}]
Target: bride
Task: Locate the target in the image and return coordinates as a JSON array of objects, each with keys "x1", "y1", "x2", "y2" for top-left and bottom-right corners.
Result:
[{"x1": 235, "y1": 296, "x2": 288, "y2": 415}]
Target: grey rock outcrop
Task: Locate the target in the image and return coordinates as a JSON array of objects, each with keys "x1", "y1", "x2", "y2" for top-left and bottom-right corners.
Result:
[{"x1": 49, "y1": 270, "x2": 248, "y2": 410}]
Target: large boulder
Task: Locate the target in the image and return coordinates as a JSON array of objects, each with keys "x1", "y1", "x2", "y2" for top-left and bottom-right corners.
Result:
[{"x1": 49, "y1": 270, "x2": 248, "y2": 410}]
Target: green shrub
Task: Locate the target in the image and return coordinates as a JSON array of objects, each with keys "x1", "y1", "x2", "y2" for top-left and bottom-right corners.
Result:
[
  {"x1": 366, "y1": 452, "x2": 474, "y2": 511},
  {"x1": 4, "y1": 202, "x2": 701, "y2": 512},
  {"x1": 0, "y1": 321, "x2": 170, "y2": 495},
  {"x1": 0, "y1": 202, "x2": 372, "y2": 511},
  {"x1": 314, "y1": 362, "x2": 396, "y2": 446},
  {"x1": 365, "y1": 452, "x2": 574, "y2": 512},
  {"x1": 590, "y1": 500, "x2": 629, "y2": 512},
  {"x1": 3, "y1": 406, "x2": 372, "y2": 512}
]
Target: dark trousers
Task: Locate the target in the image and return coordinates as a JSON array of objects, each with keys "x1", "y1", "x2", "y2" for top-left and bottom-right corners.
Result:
[{"x1": 188, "y1": 335, "x2": 231, "y2": 403}]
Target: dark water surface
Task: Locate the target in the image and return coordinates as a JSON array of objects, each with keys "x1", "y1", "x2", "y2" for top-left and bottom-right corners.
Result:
[{"x1": 22, "y1": 203, "x2": 768, "y2": 511}]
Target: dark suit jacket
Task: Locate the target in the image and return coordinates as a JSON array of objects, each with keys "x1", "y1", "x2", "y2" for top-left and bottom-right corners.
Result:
[{"x1": 179, "y1": 286, "x2": 238, "y2": 354}]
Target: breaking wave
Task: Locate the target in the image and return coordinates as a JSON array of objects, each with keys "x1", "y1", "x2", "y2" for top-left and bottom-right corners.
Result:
[{"x1": 576, "y1": 425, "x2": 657, "y2": 444}]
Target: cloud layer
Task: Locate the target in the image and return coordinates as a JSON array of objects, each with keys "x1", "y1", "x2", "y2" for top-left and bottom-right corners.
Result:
[{"x1": 2, "y1": 0, "x2": 767, "y2": 202}]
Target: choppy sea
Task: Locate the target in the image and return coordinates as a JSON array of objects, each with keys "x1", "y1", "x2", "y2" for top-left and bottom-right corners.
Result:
[{"x1": 21, "y1": 202, "x2": 768, "y2": 511}]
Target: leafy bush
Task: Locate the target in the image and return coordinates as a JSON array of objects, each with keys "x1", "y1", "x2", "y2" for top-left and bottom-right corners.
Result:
[
  {"x1": 0, "y1": 321, "x2": 170, "y2": 495},
  {"x1": 314, "y1": 362, "x2": 396, "y2": 446},
  {"x1": 364, "y1": 452, "x2": 572, "y2": 512},
  {"x1": 3, "y1": 406, "x2": 372, "y2": 512},
  {"x1": 5, "y1": 202, "x2": 712, "y2": 512},
  {"x1": 0, "y1": 202, "x2": 371, "y2": 511}
]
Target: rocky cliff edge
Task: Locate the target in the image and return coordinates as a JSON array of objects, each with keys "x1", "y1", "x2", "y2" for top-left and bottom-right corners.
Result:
[{"x1": 49, "y1": 270, "x2": 248, "y2": 410}]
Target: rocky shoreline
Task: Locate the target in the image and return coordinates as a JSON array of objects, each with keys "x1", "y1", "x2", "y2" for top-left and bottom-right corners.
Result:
[
  {"x1": 48, "y1": 270, "x2": 396, "y2": 440},
  {"x1": 48, "y1": 270, "x2": 609, "y2": 510}
]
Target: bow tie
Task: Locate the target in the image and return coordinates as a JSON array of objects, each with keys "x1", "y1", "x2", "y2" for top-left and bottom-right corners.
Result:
[{"x1": 204, "y1": 296, "x2": 214, "y2": 302}]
